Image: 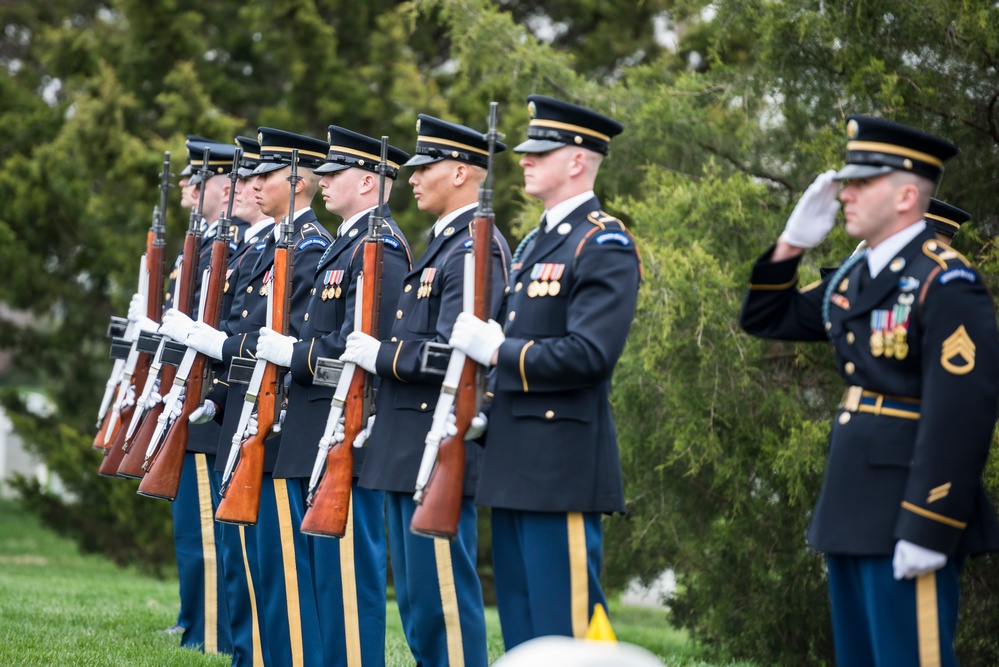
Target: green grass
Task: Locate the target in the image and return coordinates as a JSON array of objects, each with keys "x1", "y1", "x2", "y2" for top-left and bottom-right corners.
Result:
[{"x1": 0, "y1": 500, "x2": 750, "y2": 666}]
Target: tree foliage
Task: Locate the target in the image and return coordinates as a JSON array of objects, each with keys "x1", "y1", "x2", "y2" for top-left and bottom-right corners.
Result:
[{"x1": 3, "y1": 0, "x2": 999, "y2": 663}]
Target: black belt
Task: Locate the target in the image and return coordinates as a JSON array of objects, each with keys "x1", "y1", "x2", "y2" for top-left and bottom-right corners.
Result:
[{"x1": 840, "y1": 386, "x2": 920, "y2": 420}]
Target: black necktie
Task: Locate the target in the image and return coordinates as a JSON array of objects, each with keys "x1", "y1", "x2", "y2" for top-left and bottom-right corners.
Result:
[{"x1": 857, "y1": 262, "x2": 872, "y2": 292}]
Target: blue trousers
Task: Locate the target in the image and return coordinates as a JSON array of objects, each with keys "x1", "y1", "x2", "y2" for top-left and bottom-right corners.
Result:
[
  {"x1": 827, "y1": 554, "x2": 961, "y2": 667},
  {"x1": 207, "y1": 467, "x2": 266, "y2": 667},
  {"x1": 386, "y1": 491, "x2": 487, "y2": 667},
  {"x1": 173, "y1": 452, "x2": 232, "y2": 654},
  {"x1": 311, "y1": 483, "x2": 387, "y2": 667},
  {"x1": 248, "y1": 476, "x2": 323, "y2": 667},
  {"x1": 490, "y1": 509, "x2": 607, "y2": 650}
]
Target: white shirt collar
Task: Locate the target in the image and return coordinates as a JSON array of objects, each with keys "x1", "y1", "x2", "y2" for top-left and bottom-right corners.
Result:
[
  {"x1": 432, "y1": 202, "x2": 478, "y2": 238},
  {"x1": 272, "y1": 207, "x2": 312, "y2": 241},
  {"x1": 867, "y1": 221, "x2": 926, "y2": 278},
  {"x1": 542, "y1": 191, "x2": 595, "y2": 232},
  {"x1": 244, "y1": 217, "x2": 275, "y2": 243},
  {"x1": 338, "y1": 206, "x2": 376, "y2": 238}
]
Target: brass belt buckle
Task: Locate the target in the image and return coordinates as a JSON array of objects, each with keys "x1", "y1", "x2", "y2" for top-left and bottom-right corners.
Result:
[{"x1": 842, "y1": 385, "x2": 863, "y2": 412}]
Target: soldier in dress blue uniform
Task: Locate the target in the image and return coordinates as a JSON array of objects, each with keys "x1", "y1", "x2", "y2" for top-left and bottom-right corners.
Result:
[
  {"x1": 340, "y1": 114, "x2": 511, "y2": 667},
  {"x1": 448, "y1": 95, "x2": 641, "y2": 649},
  {"x1": 253, "y1": 126, "x2": 413, "y2": 667},
  {"x1": 173, "y1": 127, "x2": 333, "y2": 667},
  {"x1": 739, "y1": 115, "x2": 999, "y2": 667},
  {"x1": 167, "y1": 136, "x2": 276, "y2": 667},
  {"x1": 157, "y1": 137, "x2": 237, "y2": 656},
  {"x1": 926, "y1": 197, "x2": 970, "y2": 245}
]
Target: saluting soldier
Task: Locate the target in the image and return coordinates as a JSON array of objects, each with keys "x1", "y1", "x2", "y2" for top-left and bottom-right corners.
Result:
[
  {"x1": 253, "y1": 126, "x2": 413, "y2": 667},
  {"x1": 739, "y1": 116, "x2": 999, "y2": 666},
  {"x1": 448, "y1": 95, "x2": 641, "y2": 649},
  {"x1": 341, "y1": 115, "x2": 511, "y2": 667},
  {"x1": 172, "y1": 128, "x2": 333, "y2": 667}
]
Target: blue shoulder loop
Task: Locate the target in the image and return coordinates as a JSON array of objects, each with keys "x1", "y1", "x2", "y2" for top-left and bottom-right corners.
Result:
[
  {"x1": 382, "y1": 236, "x2": 401, "y2": 249},
  {"x1": 938, "y1": 267, "x2": 977, "y2": 285},
  {"x1": 822, "y1": 249, "x2": 867, "y2": 337},
  {"x1": 594, "y1": 231, "x2": 631, "y2": 247},
  {"x1": 254, "y1": 241, "x2": 268, "y2": 251},
  {"x1": 463, "y1": 238, "x2": 474, "y2": 249},
  {"x1": 297, "y1": 237, "x2": 330, "y2": 251}
]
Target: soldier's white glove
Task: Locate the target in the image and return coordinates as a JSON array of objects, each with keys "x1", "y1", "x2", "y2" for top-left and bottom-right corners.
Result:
[
  {"x1": 341, "y1": 331, "x2": 381, "y2": 374},
  {"x1": 159, "y1": 308, "x2": 195, "y2": 343},
  {"x1": 256, "y1": 327, "x2": 296, "y2": 367},
  {"x1": 449, "y1": 312, "x2": 504, "y2": 367},
  {"x1": 189, "y1": 400, "x2": 217, "y2": 424},
  {"x1": 185, "y1": 321, "x2": 227, "y2": 361},
  {"x1": 122, "y1": 383, "x2": 137, "y2": 410},
  {"x1": 243, "y1": 408, "x2": 285, "y2": 438},
  {"x1": 892, "y1": 539, "x2": 947, "y2": 580},
  {"x1": 446, "y1": 410, "x2": 488, "y2": 440},
  {"x1": 127, "y1": 293, "x2": 145, "y2": 323},
  {"x1": 779, "y1": 170, "x2": 841, "y2": 249},
  {"x1": 332, "y1": 414, "x2": 375, "y2": 447}
]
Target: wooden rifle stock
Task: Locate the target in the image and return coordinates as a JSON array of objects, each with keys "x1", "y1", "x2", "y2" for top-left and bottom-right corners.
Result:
[
  {"x1": 411, "y1": 104, "x2": 498, "y2": 539},
  {"x1": 216, "y1": 150, "x2": 296, "y2": 525},
  {"x1": 301, "y1": 241, "x2": 382, "y2": 537}
]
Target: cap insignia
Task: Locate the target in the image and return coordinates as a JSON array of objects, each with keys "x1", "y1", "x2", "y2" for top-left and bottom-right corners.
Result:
[
  {"x1": 528, "y1": 101, "x2": 537, "y2": 119},
  {"x1": 846, "y1": 119, "x2": 859, "y2": 138}
]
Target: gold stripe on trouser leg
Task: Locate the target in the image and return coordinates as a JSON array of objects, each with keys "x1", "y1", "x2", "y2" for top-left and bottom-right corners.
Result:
[
  {"x1": 434, "y1": 537, "x2": 464, "y2": 667},
  {"x1": 567, "y1": 512, "x2": 588, "y2": 638},
  {"x1": 274, "y1": 480, "x2": 304, "y2": 667},
  {"x1": 341, "y1": 489, "x2": 362, "y2": 667},
  {"x1": 916, "y1": 572, "x2": 941, "y2": 667},
  {"x1": 195, "y1": 454, "x2": 219, "y2": 653},
  {"x1": 239, "y1": 526, "x2": 264, "y2": 667}
]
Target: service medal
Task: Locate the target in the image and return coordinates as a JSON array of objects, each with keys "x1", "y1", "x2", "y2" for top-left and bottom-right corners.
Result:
[
  {"x1": 895, "y1": 341, "x2": 909, "y2": 360},
  {"x1": 548, "y1": 280, "x2": 561, "y2": 296},
  {"x1": 883, "y1": 329, "x2": 895, "y2": 358},
  {"x1": 321, "y1": 286, "x2": 330, "y2": 301},
  {"x1": 334, "y1": 285, "x2": 342, "y2": 299},
  {"x1": 537, "y1": 281, "x2": 550, "y2": 297},
  {"x1": 527, "y1": 281, "x2": 540, "y2": 298},
  {"x1": 870, "y1": 330, "x2": 884, "y2": 357}
]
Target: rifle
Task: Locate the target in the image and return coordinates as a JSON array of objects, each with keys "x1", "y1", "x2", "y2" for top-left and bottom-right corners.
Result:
[
  {"x1": 99, "y1": 153, "x2": 172, "y2": 475},
  {"x1": 410, "y1": 103, "x2": 499, "y2": 539},
  {"x1": 96, "y1": 152, "x2": 170, "y2": 461},
  {"x1": 115, "y1": 147, "x2": 211, "y2": 479},
  {"x1": 300, "y1": 138, "x2": 388, "y2": 538},
  {"x1": 215, "y1": 150, "x2": 299, "y2": 524},
  {"x1": 93, "y1": 254, "x2": 147, "y2": 450},
  {"x1": 136, "y1": 149, "x2": 241, "y2": 497}
]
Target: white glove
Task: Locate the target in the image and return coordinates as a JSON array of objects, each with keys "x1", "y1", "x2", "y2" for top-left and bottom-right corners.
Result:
[
  {"x1": 892, "y1": 539, "x2": 947, "y2": 580},
  {"x1": 256, "y1": 327, "x2": 296, "y2": 367},
  {"x1": 331, "y1": 414, "x2": 375, "y2": 447},
  {"x1": 185, "y1": 321, "x2": 227, "y2": 360},
  {"x1": 159, "y1": 308, "x2": 195, "y2": 343},
  {"x1": 243, "y1": 408, "x2": 285, "y2": 438},
  {"x1": 122, "y1": 383, "x2": 136, "y2": 409},
  {"x1": 189, "y1": 400, "x2": 217, "y2": 424},
  {"x1": 355, "y1": 414, "x2": 375, "y2": 448},
  {"x1": 446, "y1": 410, "x2": 488, "y2": 440},
  {"x1": 449, "y1": 312, "x2": 505, "y2": 367},
  {"x1": 127, "y1": 293, "x2": 145, "y2": 323},
  {"x1": 136, "y1": 316, "x2": 161, "y2": 334},
  {"x1": 341, "y1": 331, "x2": 381, "y2": 374},
  {"x1": 779, "y1": 170, "x2": 841, "y2": 249},
  {"x1": 144, "y1": 391, "x2": 163, "y2": 411}
]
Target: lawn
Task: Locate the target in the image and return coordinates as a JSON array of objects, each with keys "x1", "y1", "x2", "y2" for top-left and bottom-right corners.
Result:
[{"x1": 0, "y1": 499, "x2": 750, "y2": 666}]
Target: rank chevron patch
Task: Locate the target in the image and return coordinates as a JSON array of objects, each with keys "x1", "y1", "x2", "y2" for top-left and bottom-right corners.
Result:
[{"x1": 941, "y1": 325, "x2": 976, "y2": 375}]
